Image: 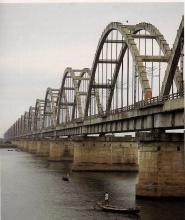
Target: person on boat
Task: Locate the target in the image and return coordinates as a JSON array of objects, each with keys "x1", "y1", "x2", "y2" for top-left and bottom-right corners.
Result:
[{"x1": 104, "y1": 192, "x2": 109, "y2": 205}]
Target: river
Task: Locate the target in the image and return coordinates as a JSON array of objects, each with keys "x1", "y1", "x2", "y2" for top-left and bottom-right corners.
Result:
[{"x1": 0, "y1": 148, "x2": 185, "y2": 220}]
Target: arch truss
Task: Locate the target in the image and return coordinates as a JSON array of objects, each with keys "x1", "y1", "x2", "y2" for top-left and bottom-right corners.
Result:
[
  {"x1": 161, "y1": 17, "x2": 184, "y2": 96},
  {"x1": 34, "y1": 99, "x2": 45, "y2": 131},
  {"x1": 57, "y1": 67, "x2": 91, "y2": 124},
  {"x1": 28, "y1": 106, "x2": 35, "y2": 132},
  {"x1": 23, "y1": 111, "x2": 29, "y2": 134},
  {"x1": 43, "y1": 88, "x2": 60, "y2": 128},
  {"x1": 4, "y1": 17, "x2": 184, "y2": 139},
  {"x1": 85, "y1": 18, "x2": 184, "y2": 117}
]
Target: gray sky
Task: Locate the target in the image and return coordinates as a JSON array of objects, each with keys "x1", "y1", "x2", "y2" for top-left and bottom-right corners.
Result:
[{"x1": 0, "y1": 2, "x2": 183, "y2": 137}]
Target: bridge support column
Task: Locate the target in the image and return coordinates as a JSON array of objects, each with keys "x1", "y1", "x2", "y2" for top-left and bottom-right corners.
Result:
[
  {"x1": 136, "y1": 133, "x2": 185, "y2": 198},
  {"x1": 36, "y1": 140, "x2": 50, "y2": 157},
  {"x1": 72, "y1": 136, "x2": 138, "y2": 171},
  {"x1": 49, "y1": 139, "x2": 74, "y2": 161},
  {"x1": 22, "y1": 140, "x2": 29, "y2": 151},
  {"x1": 28, "y1": 141, "x2": 37, "y2": 153},
  {"x1": 11, "y1": 141, "x2": 16, "y2": 145},
  {"x1": 13, "y1": 141, "x2": 19, "y2": 149},
  {"x1": 16, "y1": 140, "x2": 24, "y2": 150}
]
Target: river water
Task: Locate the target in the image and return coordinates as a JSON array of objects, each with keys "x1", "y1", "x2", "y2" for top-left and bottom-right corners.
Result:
[{"x1": 0, "y1": 148, "x2": 185, "y2": 220}]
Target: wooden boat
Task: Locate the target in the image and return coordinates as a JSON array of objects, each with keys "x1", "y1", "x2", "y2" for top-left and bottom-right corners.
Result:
[
  {"x1": 62, "y1": 174, "x2": 69, "y2": 181},
  {"x1": 96, "y1": 202, "x2": 140, "y2": 214}
]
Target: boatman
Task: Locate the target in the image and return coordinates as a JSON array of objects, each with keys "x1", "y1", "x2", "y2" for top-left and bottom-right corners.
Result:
[{"x1": 104, "y1": 192, "x2": 109, "y2": 205}]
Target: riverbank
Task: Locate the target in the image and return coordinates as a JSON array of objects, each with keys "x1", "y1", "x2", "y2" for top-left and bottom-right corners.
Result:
[{"x1": 0, "y1": 143, "x2": 17, "y2": 148}]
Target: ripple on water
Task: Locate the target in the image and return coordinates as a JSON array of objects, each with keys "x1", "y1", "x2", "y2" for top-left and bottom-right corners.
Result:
[{"x1": 0, "y1": 149, "x2": 185, "y2": 220}]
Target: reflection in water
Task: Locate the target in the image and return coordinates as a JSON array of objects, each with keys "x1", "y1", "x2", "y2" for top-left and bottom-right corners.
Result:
[{"x1": 1, "y1": 149, "x2": 185, "y2": 220}]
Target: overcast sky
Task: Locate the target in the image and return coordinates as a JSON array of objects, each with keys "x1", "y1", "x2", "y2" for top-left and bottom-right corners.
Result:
[{"x1": 0, "y1": 2, "x2": 183, "y2": 137}]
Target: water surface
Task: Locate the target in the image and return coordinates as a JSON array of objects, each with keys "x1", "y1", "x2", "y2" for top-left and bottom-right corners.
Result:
[{"x1": 1, "y1": 149, "x2": 185, "y2": 220}]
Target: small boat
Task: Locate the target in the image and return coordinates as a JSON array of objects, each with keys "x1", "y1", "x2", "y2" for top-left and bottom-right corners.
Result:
[
  {"x1": 96, "y1": 202, "x2": 140, "y2": 214},
  {"x1": 62, "y1": 173, "x2": 69, "y2": 181}
]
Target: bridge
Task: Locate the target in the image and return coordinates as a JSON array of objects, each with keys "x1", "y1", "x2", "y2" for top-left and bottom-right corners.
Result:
[{"x1": 4, "y1": 17, "x2": 185, "y2": 198}]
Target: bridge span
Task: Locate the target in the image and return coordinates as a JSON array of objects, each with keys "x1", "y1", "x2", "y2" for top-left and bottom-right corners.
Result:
[{"x1": 4, "y1": 17, "x2": 185, "y2": 198}]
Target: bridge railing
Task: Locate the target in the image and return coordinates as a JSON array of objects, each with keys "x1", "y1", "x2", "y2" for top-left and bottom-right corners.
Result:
[
  {"x1": 7, "y1": 92, "x2": 184, "y2": 138},
  {"x1": 162, "y1": 91, "x2": 184, "y2": 101},
  {"x1": 84, "y1": 91, "x2": 184, "y2": 120}
]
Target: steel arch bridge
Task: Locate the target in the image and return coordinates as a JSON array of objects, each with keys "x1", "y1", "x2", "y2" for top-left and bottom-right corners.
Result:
[{"x1": 4, "y1": 17, "x2": 184, "y2": 140}]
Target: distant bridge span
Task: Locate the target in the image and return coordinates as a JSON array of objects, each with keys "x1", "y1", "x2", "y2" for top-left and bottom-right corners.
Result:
[{"x1": 4, "y1": 17, "x2": 184, "y2": 140}]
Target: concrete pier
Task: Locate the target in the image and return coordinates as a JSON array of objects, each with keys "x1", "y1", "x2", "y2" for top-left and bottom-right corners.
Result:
[
  {"x1": 22, "y1": 140, "x2": 29, "y2": 151},
  {"x1": 136, "y1": 133, "x2": 185, "y2": 198},
  {"x1": 36, "y1": 140, "x2": 50, "y2": 156},
  {"x1": 49, "y1": 139, "x2": 74, "y2": 161},
  {"x1": 72, "y1": 136, "x2": 138, "y2": 171},
  {"x1": 14, "y1": 140, "x2": 30, "y2": 151},
  {"x1": 12, "y1": 141, "x2": 19, "y2": 149},
  {"x1": 14, "y1": 140, "x2": 24, "y2": 150},
  {"x1": 28, "y1": 141, "x2": 37, "y2": 153}
]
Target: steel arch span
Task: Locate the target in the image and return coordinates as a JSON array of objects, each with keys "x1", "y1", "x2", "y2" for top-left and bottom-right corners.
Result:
[
  {"x1": 84, "y1": 20, "x2": 184, "y2": 118},
  {"x1": 4, "y1": 17, "x2": 184, "y2": 139},
  {"x1": 34, "y1": 99, "x2": 45, "y2": 131},
  {"x1": 28, "y1": 106, "x2": 35, "y2": 133},
  {"x1": 161, "y1": 17, "x2": 184, "y2": 96},
  {"x1": 43, "y1": 88, "x2": 60, "y2": 129},
  {"x1": 57, "y1": 67, "x2": 91, "y2": 124}
]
